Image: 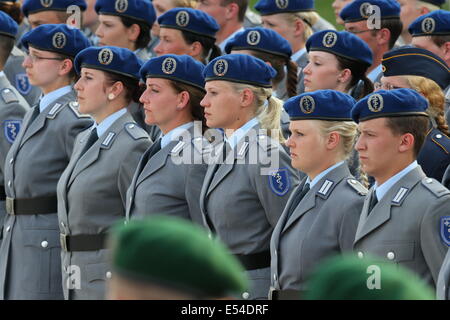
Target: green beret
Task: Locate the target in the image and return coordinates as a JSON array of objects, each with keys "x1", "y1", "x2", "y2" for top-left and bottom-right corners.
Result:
[
  {"x1": 111, "y1": 216, "x2": 248, "y2": 298},
  {"x1": 304, "y1": 254, "x2": 434, "y2": 300}
]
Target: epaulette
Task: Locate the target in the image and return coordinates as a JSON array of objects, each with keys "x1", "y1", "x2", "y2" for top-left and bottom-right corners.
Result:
[
  {"x1": 124, "y1": 122, "x2": 149, "y2": 140},
  {"x1": 46, "y1": 103, "x2": 65, "y2": 119},
  {"x1": 421, "y1": 177, "x2": 450, "y2": 198},
  {"x1": 431, "y1": 132, "x2": 450, "y2": 154},
  {"x1": 0, "y1": 88, "x2": 19, "y2": 104},
  {"x1": 256, "y1": 134, "x2": 275, "y2": 152},
  {"x1": 346, "y1": 178, "x2": 368, "y2": 196}
]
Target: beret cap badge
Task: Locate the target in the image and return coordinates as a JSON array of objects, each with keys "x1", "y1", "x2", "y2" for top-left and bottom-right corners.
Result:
[
  {"x1": 246, "y1": 30, "x2": 261, "y2": 46},
  {"x1": 115, "y1": 0, "x2": 128, "y2": 13},
  {"x1": 322, "y1": 32, "x2": 338, "y2": 48},
  {"x1": 367, "y1": 94, "x2": 384, "y2": 112},
  {"x1": 52, "y1": 32, "x2": 66, "y2": 49},
  {"x1": 213, "y1": 59, "x2": 228, "y2": 77},
  {"x1": 299, "y1": 96, "x2": 315, "y2": 114},
  {"x1": 40, "y1": 0, "x2": 53, "y2": 8},
  {"x1": 421, "y1": 17, "x2": 435, "y2": 34},
  {"x1": 98, "y1": 48, "x2": 114, "y2": 65},
  {"x1": 161, "y1": 57, "x2": 177, "y2": 74},
  {"x1": 176, "y1": 10, "x2": 190, "y2": 27},
  {"x1": 359, "y1": 2, "x2": 373, "y2": 18},
  {"x1": 275, "y1": 0, "x2": 289, "y2": 9}
]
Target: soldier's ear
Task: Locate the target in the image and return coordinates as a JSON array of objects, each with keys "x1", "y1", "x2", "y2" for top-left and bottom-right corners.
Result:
[
  {"x1": 398, "y1": 133, "x2": 415, "y2": 154},
  {"x1": 59, "y1": 58, "x2": 74, "y2": 77}
]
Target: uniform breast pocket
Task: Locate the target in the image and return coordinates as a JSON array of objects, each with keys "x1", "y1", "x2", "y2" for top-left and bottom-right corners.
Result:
[
  {"x1": 372, "y1": 241, "x2": 415, "y2": 263},
  {"x1": 22, "y1": 231, "x2": 62, "y2": 294}
]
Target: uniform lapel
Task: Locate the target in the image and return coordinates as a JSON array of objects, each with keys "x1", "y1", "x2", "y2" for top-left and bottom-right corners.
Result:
[{"x1": 354, "y1": 166, "x2": 425, "y2": 244}]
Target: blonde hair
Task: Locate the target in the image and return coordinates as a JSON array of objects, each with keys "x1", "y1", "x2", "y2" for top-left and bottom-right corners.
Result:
[
  {"x1": 283, "y1": 11, "x2": 319, "y2": 41},
  {"x1": 402, "y1": 75, "x2": 450, "y2": 136},
  {"x1": 316, "y1": 120, "x2": 369, "y2": 187},
  {"x1": 174, "y1": 0, "x2": 198, "y2": 8},
  {"x1": 417, "y1": 1, "x2": 440, "y2": 12},
  {"x1": 230, "y1": 83, "x2": 284, "y2": 143}
]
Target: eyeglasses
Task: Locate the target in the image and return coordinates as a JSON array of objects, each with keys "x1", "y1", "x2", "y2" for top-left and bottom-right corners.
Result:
[
  {"x1": 25, "y1": 53, "x2": 65, "y2": 63},
  {"x1": 374, "y1": 82, "x2": 405, "y2": 91}
]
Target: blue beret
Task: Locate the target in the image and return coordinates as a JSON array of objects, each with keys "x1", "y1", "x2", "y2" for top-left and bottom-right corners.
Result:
[
  {"x1": 95, "y1": 0, "x2": 156, "y2": 27},
  {"x1": 157, "y1": 8, "x2": 219, "y2": 39},
  {"x1": 74, "y1": 46, "x2": 142, "y2": 80},
  {"x1": 22, "y1": 0, "x2": 86, "y2": 16},
  {"x1": 306, "y1": 30, "x2": 373, "y2": 67},
  {"x1": 408, "y1": 10, "x2": 450, "y2": 37},
  {"x1": 0, "y1": 11, "x2": 18, "y2": 39},
  {"x1": 284, "y1": 90, "x2": 355, "y2": 121},
  {"x1": 140, "y1": 54, "x2": 205, "y2": 91},
  {"x1": 382, "y1": 46, "x2": 450, "y2": 90},
  {"x1": 225, "y1": 27, "x2": 292, "y2": 59},
  {"x1": 340, "y1": 0, "x2": 400, "y2": 23},
  {"x1": 204, "y1": 54, "x2": 277, "y2": 88},
  {"x1": 351, "y1": 89, "x2": 429, "y2": 123},
  {"x1": 254, "y1": 0, "x2": 314, "y2": 15},
  {"x1": 21, "y1": 24, "x2": 90, "y2": 57}
]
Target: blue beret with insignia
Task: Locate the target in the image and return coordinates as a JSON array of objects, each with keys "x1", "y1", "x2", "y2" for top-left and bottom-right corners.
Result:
[
  {"x1": 0, "y1": 11, "x2": 18, "y2": 39},
  {"x1": 284, "y1": 90, "x2": 356, "y2": 121},
  {"x1": 408, "y1": 10, "x2": 450, "y2": 37},
  {"x1": 22, "y1": 0, "x2": 86, "y2": 16},
  {"x1": 254, "y1": 0, "x2": 314, "y2": 16},
  {"x1": 224, "y1": 27, "x2": 292, "y2": 59},
  {"x1": 140, "y1": 54, "x2": 205, "y2": 91},
  {"x1": 382, "y1": 46, "x2": 450, "y2": 90},
  {"x1": 21, "y1": 24, "x2": 90, "y2": 57},
  {"x1": 306, "y1": 30, "x2": 373, "y2": 67},
  {"x1": 340, "y1": 0, "x2": 400, "y2": 23},
  {"x1": 204, "y1": 54, "x2": 277, "y2": 88},
  {"x1": 351, "y1": 88, "x2": 429, "y2": 123},
  {"x1": 157, "y1": 8, "x2": 219, "y2": 39},
  {"x1": 74, "y1": 46, "x2": 142, "y2": 80},
  {"x1": 95, "y1": 0, "x2": 156, "y2": 27}
]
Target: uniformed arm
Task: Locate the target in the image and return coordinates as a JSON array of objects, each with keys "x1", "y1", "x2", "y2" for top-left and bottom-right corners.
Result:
[
  {"x1": 252, "y1": 146, "x2": 299, "y2": 227},
  {"x1": 420, "y1": 196, "x2": 450, "y2": 285},
  {"x1": 117, "y1": 138, "x2": 151, "y2": 207}
]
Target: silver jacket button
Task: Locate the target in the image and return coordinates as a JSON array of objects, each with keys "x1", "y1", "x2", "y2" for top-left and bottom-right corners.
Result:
[
  {"x1": 387, "y1": 252, "x2": 395, "y2": 260},
  {"x1": 41, "y1": 241, "x2": 49, "y2": 248}
]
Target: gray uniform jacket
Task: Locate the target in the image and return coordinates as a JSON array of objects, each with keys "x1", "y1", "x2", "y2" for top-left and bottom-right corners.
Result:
[
  {"x1": 57, "y1": 111, "x2": 150, "y2": 300},
  {"x1": 437, "y1": 248, "x2": 450, "y2": 300},
  {"x1": 0, "y1": 90, "x2": 93, "y2": 300},
  {"x1": 4, "y1": 46, "x2": 41, "y2": 106},
  {"x1": 0, "y1": 73, "x2": 30, "y2": 230},
  {"x1": 353, "y1": 166, "x2": 450, "y2": 289},
  {"x1": 270, "y1": 163, "x2": 367, "y2": 293},
  {"x1": 126, "y1": 124, "x2": 209, "y2": 226},
  {"x1": 295, "y1": 51, "x2": 309, "y2": 96},
  {"x1": 200, "y1": 124, "x2": 299, "y2": 299}
]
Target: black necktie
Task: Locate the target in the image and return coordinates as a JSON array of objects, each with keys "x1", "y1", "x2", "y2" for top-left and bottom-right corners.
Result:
[
  {"x1": 146, "y1": 138, "x2": 162, "y2": 160},
  {"x1": 285, "y1": 183, "x2": 310, "y2": 219},
  {"x1": 367, "y1": 191, "x2": 378, "y2": 215},
  {"x1": 28, "y1": 105, "x2": 40, "y2": 124},
  {"x1": 80, "y1": 127, "x2": 98, "y2": 157}
]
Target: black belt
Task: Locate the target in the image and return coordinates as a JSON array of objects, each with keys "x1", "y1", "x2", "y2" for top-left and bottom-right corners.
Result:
[
  {"x1": 6, "y1": 196, "x2": 57, "y2": 215},
  {"x1": 235, "y1": 250, "x2": 270, "y2": 271},
  {"x1": 60, "y1": 233, "x2": 108, "y2": 252},
  {"x1": 0, "y1": 187, "x2": 5, "y2": 201},
  {"x1": 269, "y1": 288, "x2": 302, "y2": 300}
]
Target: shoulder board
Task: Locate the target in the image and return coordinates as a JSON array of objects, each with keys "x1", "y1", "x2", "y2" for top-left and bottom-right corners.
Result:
[
  {"x1": 67, "y1": 101, "x2": 91, "y2": 119},
  {"x1": 346, "y1": 178, "x2": 368, "y2": 196},
  {"x1": 316, "y1": 179, "x2": 336, "y2": 199},
  {"x1": 170, "y1": 140, "x2": 186, "y2": 156},
  {"x1": 391, "y1": 187, "x2": 410, "y2": 206},
  {"x1": 10, "y1": 46, "x2": 24, "y2": 57},
  {"x1": 421, "y1": 177, "x2": 450, "y2": 198},
  {"x1": 46, "y1": 103, "x2": 65, "y2": 119},
  {"x1": 431, "y1": 132, "x2": 450, "y2": 154},
  {"x1": 191, "y1": 136, "x2": 212, "y2": 155},
  {"x1": 100, "y1": 132, "x2": 117, "y2": 149},
  {"x1": 1, "y1": 88, "x2": 19, "y2": 104},
  {"x1": 124, "y1": 122, "x2": 149, "y2": 141}
]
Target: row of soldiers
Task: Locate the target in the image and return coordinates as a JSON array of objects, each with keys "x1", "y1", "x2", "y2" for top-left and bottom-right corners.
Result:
[{"x1": 0, "y1": 0, "x2": 449, "y2": 300}]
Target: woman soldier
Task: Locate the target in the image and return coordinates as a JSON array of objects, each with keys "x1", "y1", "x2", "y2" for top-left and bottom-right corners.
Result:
[
  {"x1": 126, "y1": 54, "x2": 209, "y2": 225},
  {"x1": 303, "y1": 30, "x2": 374, "y2": 101},
  {"x1": 94, "y1": 0, "x2": 156, "y2": 61},
  {"x1": 56, "y1": 46, "x2": 151, "y2": 300},
  {"x1": 200, "y1": 54, "x2": 299, "y2": 300},
  {"x1": 154, "y1": 8, "x2": 221, "y2": 65},
  {"x1": 0, "y1": 24, "x2": 93, "y2": 300},
  {"x1": 269, "y1": 90, "x2": 367, "y2": 300},
  {"x1": 379, "y1": 46, "x2": 450, "y2": 182}
]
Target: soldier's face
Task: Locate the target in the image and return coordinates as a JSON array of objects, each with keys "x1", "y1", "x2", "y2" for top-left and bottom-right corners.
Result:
[
  {"x1": 140, "y1": 78, "x2": 183, "y2": 129},
  {"x1": 412, "y1": 36, "x2": 447, "y2": 61},
  {"x1": 201, "y1": 80, "x2": 242, "y2": 129},
  {"x1": 332, "y1": 0, "x2": 353, "y2": 25},
  {"x1": 153, "y1": 0, "x2": 175, "y2": 17},
  {"x1": 345, "y1": 21, "x2": 378, "y2": 57},
  {"x1": 303, "y1": 51, "x2": 344, "y2": 92},
  {"x1": 96, "y1": 14, "x2": 136, "y2": 49},
  {"x1": 398, "y1": 0, "x2": 422, "y2": 34},
  {"x1": 261, "y1": 14, "x2": 296, "y2": 46},
  {"x1": 355, "y1": 118, "x2": 404, "y2": 182},
  {"x1": 74, "y1": 68, "x2": 109, "y2": 117},
  {"x1": 154, "y1": 28, "x2": 196, "y2": 58},
  {"x1": 28, "y1": 11, "x2": 65, "y2": 29},
  {"x1": 197, "y1": 0, "x2": 227, "y2": 28},
  {"x1": 286, "y1": 120, "x2": 329, "y2": 175}
]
